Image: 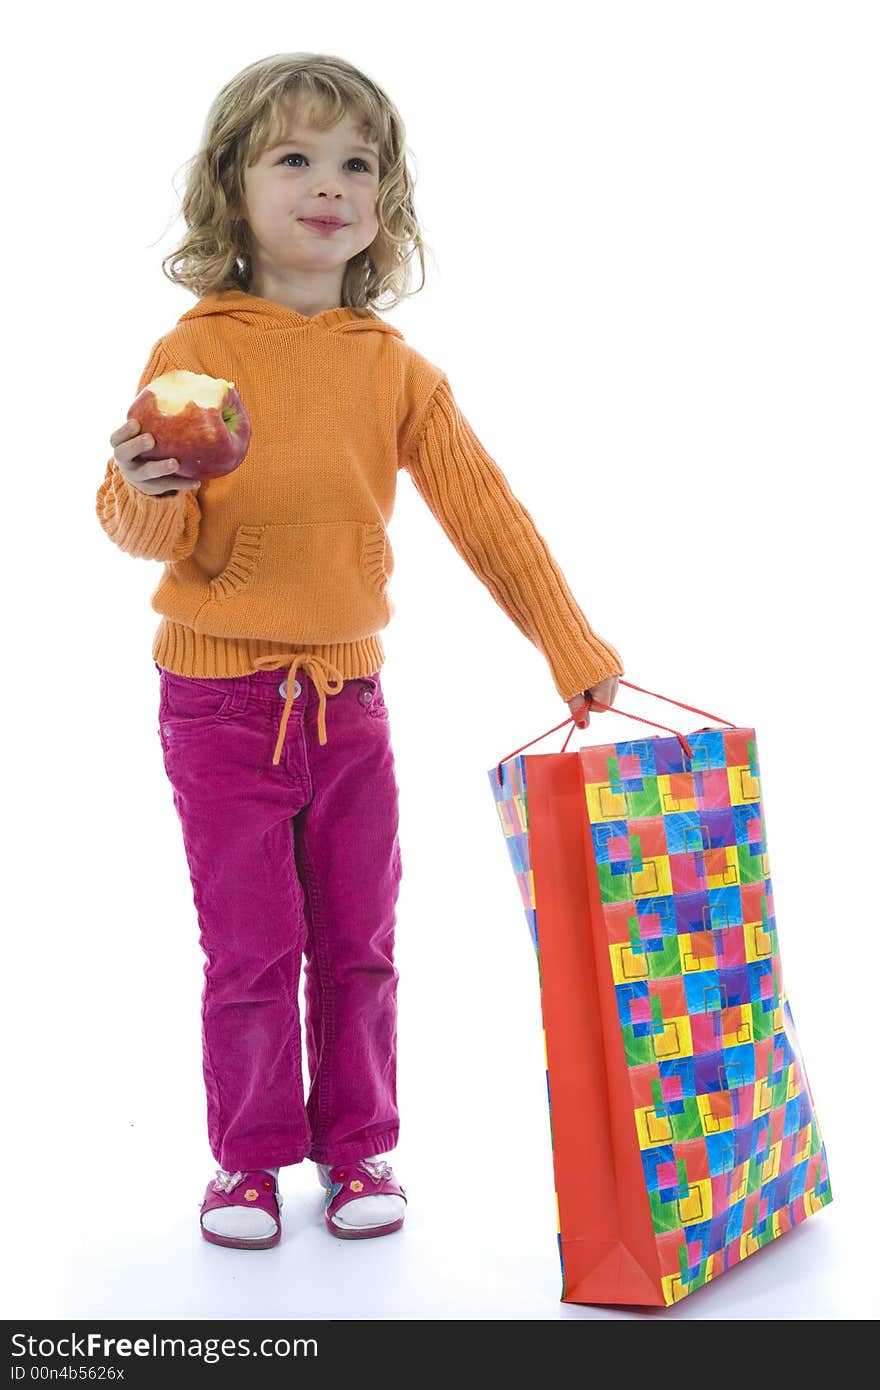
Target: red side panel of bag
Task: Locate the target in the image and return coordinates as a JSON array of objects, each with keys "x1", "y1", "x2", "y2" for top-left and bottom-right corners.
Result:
[{"x1": 526, "y1": 752, "x2": 664, "y2": 1306}]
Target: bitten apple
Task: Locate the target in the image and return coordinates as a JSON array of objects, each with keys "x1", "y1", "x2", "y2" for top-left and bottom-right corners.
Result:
[{"x1": 127, "y1": 370, "x2": 252, "y2": 480}]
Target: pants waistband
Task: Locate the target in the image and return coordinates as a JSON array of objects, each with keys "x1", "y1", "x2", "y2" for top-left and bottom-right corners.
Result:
[{"x1": 155, "y1": 661, "x2": 380, "y2": 703}]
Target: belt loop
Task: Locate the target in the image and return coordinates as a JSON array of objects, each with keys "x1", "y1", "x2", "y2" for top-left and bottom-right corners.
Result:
[{"x1": 228, "y1": 675, "x2": 250, "y2": 714}]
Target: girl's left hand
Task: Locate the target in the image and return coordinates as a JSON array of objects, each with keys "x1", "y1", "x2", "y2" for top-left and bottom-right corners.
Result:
[{"x1": 567, "y1": 675, "x2": 620, "y2": 729}]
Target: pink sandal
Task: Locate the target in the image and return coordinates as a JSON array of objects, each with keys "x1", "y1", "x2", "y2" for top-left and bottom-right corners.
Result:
[
  {"x1": 199, "y1": 1168, "x2": 283, "y2": 1250},
  {"x1": 322, "y1": 1158, "x2": 407, "y2": 1239}
]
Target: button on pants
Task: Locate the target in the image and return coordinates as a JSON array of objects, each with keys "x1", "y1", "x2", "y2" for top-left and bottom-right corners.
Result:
[{"x1": 155, "y1": 662, "x2": 402, "y2": 1170}]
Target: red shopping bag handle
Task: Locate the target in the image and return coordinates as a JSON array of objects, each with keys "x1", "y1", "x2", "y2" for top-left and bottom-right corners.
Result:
[{"x1": 495, "y1": 678, "x2": 738, "y2": 787}]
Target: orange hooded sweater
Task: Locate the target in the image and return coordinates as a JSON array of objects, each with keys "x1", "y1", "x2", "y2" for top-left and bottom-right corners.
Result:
[{"x1": 96, "y1": 289, "x2": 624, "y2": 765}]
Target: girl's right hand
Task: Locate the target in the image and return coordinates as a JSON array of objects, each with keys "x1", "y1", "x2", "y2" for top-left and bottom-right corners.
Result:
[{"x1": 109, "y1": 420, "x2": 201, "y2": 497}]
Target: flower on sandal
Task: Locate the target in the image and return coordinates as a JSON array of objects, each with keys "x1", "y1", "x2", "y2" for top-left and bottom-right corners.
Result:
[
  {"x1": 244, "y1": 1189, "x2": 259, "y2": 1201},
  {"x1": 350, "y1": 1179, "x2": 364, "y2": 1192}
]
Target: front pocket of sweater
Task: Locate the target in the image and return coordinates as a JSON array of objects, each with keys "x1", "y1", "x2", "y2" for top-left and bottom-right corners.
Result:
[{"x1": 190, "y1": 521, "x2": 394, "y2": 645}]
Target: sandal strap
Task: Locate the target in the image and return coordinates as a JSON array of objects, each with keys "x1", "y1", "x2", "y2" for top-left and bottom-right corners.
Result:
[
  {"x1": 200, "y1": 1167, "x2": 283, "y2": 1217},
  {"x1": 323, "y1": 1158, "x2": 407, "y2": 1217}
]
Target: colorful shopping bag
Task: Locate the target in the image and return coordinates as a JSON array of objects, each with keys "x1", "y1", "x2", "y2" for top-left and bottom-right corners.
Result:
[{"x1": 488, "y1": 679, "x2": 831, "y2": 1307}]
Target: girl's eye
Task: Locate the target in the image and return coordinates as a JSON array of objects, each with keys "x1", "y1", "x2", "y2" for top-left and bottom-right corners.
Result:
[{"x1": 279, "y1": 153, "x2": 372, "y2": 173}]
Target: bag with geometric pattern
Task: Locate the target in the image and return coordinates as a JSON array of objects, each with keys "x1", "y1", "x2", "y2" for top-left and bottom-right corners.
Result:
[{"x1": 488, "y1": 680, "x2": 832, "y2": 1307}]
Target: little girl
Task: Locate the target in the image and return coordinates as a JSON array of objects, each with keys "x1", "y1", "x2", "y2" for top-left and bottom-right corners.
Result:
[{"x1": 96, "y1": 51, "x2": 623, "y2": 1250}]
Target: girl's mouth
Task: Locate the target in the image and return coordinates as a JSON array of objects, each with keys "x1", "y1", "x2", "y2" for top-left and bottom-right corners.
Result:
[{"x1": 301, "y1": 218, "x2": 347, "y2": 234}]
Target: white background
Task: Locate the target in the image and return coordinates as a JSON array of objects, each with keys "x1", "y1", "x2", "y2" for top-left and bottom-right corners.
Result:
[{"x1": 4, "y1": 0, "x2": 877, "y2": 1322}]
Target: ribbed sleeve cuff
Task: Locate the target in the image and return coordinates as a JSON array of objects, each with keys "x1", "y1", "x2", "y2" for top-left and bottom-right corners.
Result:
[
  {"x1": 95, "y1": 459, "x2": 199, "y2": 561},
  {"x1": 550, "y1": 635, "x2": 626, "y2": 703}
]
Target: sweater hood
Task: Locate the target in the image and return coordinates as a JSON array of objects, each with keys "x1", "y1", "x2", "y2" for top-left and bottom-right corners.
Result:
[{"x1": 176, "y1": 288, "x2": 404, "y2": 340}]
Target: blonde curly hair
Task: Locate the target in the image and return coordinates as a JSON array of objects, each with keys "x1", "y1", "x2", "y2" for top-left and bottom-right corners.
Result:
[{"x1": 160, "y1": 52, "x2": 431, "y2": 312}]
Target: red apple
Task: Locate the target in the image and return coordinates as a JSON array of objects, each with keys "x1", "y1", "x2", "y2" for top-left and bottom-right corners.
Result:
[{"x1": 127, "y1": 370, "x2": 252, "y2": 480}]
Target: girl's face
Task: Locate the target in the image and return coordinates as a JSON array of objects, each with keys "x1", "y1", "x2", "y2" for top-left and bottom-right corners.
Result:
[{"x1": 238, "y1": 103, "x2": 380, "y2": 306}]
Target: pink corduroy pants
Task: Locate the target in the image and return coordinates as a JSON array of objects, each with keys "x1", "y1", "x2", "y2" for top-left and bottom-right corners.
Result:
[{"x1": 155, "y1": 660, "x2": 402, "y2": 1171}]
